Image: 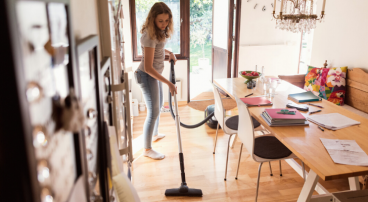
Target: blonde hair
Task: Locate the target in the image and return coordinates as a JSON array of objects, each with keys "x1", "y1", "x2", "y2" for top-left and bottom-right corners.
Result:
[{"x1": 140, "y1": 2, "x2": 174, "y2": 42}]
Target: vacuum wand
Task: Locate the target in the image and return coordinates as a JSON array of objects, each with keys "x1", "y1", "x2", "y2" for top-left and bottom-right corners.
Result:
[{"x1": 165, "y1": 60, "x2": 203, "y2": 197}]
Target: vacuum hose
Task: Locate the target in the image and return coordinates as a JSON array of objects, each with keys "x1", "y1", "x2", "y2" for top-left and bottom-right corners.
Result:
[{"x1": 168, "y1": 60, "x2": 214, "y2": 129}]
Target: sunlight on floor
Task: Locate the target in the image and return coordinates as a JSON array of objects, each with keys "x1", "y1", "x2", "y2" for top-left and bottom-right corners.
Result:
[{"x1": 190, "y1": 67, "x2": 213, "y2": 100}]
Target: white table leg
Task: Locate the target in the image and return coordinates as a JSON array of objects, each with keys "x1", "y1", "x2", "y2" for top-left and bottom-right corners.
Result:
[
  {"x1": 286, "y1": 159, "x2": 329, "y2": 195},
  {"x1": 348, "y1": 176, "x2": 360, "y2": 190},
  {"x1": 297, "y1": 169, "x2": 319, "y2": 202}
]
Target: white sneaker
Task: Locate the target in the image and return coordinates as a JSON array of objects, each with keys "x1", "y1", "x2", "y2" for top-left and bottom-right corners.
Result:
[{"x1": 143, "y1": 149, "x2": 165, "y2": 160}]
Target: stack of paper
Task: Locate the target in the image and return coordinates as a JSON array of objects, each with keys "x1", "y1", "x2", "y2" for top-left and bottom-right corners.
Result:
[
  {"x1": 261, "y1": 108, "x2": 309, "y2": 126},
  {"x1": 320, "y1": 138, "x2": 368, "y2": 166},
  {"x1": 307, "y1": 113, "x2": 360, "y2": 130}
]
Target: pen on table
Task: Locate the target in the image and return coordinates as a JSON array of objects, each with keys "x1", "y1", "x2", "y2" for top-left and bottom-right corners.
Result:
[
  {"x1": 308, "y1": 103, "x2": 324, "y2": 108},
  {"x1": 309, "y1": 110, "x2": 322, "y2": 114},
  {"x1": 244, "y1": 93, "x2": 253, "y2": 97},
  {"x1": 318, "y1": 126, "x2": 324, "y2": 131}
]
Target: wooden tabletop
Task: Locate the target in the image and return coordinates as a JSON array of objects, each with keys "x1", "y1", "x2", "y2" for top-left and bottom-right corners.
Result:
[{"x1": 214, "y1": 77, "x2": 368, "y2": 181}]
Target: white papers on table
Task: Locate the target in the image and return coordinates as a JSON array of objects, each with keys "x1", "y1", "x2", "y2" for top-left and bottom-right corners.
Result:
[
  {"x1": 320, "y1": 138, "x2": 368, "y2": 166},
  {"x1": 307, "y1": 113, "x2": 360, "y2": 130}
]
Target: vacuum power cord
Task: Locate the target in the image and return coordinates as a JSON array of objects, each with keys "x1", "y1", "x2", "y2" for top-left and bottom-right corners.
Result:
[{"x1": 168, "y1": 60, "x2": 214, "y2": 129}]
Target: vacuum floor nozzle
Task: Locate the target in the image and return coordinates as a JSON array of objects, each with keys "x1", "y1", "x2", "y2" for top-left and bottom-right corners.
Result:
[{"x1": 165, "y1": 187, "x2": 203, "y2": 197}]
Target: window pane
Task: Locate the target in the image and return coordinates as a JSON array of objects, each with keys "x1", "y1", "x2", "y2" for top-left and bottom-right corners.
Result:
[
  {"x1": 213, "y1": 0, "x2": 228, "y2": 49},
  {"x1": 299, "y1": 31, "x2": 314, "y2": 74},
  {"x1": 135, "y1": 0, "x2": 181, "y2": 55},
  {"x1": 189, "y1": 0, "x2": 213, "y2": 99}
]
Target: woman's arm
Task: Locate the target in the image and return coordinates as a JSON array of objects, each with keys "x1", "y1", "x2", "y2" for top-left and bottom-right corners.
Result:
[
  {"x1": 164, "y1": 49, "x2": 177, "y2": 65},
  {"x1": 164, "y1": 49, "x2": 172, "y2": 55},
  {"x1": 144, "y1": 47, "x2": 177, "y2": 94}
]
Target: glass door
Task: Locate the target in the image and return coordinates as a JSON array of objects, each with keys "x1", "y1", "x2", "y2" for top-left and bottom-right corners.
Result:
[{"x1": 189, "y1": 0, "x2": 214, "y2": 100}]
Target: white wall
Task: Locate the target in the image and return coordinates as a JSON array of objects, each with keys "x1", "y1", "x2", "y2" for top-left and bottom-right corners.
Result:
[
  {"x1": 238, "y1": 0, "x2": 301, "y2": 76},
  {"x1": 70, "y1": 0, "x2": 99, "y2": 40},
  {"x1": 311, "y1": 0, "x2": 368, "y2": 70},
  {"x1": 122, "y1": 0, "x2": 133, "y2": 69}
]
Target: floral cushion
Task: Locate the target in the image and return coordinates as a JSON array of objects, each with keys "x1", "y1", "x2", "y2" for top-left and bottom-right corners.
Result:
[{"x1": 304, "y1": 66, "x2": 348, "y2": 105}]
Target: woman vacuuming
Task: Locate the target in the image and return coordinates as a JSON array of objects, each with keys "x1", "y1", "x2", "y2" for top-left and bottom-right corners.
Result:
[{"x1": 134, "y1": 2, "x2": 177, "y2": 160}]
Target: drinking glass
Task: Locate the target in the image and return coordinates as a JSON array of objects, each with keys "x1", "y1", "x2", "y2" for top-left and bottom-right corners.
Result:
[
  {"x1": 269, "y1": 79, "x2": 279, "y2": 97},
  {"x1": 263, "y1": 79, "x2": 271, "y2": 96}
]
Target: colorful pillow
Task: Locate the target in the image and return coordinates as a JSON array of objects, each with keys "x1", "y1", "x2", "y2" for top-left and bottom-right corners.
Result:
[{"x1": 304, "y1": 66, "x2": 347, "y2": 106}]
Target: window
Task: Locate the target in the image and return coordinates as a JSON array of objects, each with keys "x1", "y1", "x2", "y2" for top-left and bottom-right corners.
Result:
[
  {"x1": 130, "y1": 0, "x2": 189, "y2": 61},
  {"x1": 298, "y1": 31, "x2": 314, "y2": 74}
]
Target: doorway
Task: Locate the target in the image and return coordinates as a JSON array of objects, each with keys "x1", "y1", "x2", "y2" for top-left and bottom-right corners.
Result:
[{"x1": 189, "y1": 0, "x2": 214, "y2": 100}]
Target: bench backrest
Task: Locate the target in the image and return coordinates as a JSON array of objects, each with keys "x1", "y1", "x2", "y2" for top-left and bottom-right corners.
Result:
[
  {"x1": 278, "y1": 68, "x2": 368, "y2": 114},
  {"x1": 346, "y1": 68, "x2": 368, "y2": 114}
]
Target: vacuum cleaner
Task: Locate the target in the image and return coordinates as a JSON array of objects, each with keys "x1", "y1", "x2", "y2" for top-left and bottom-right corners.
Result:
[
  {"x1": 165, "y1": 60, "x2": 203, "y2": 197},
  {"x1": 167, "y1": 61, "x2": 214, "y2": 129}
]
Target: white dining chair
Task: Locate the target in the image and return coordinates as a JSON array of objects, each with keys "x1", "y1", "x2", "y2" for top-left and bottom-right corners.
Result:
[
  {"x1": 212, "y1": 84, "x2": 267, "y2": 180},
  {"x1": 234, "y1": 96, "x2": 306, "y2": 202}
]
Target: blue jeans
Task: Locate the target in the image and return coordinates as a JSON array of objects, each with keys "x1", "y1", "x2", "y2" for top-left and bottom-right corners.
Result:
[{"x1": 134, "y1": 69, "x2": 163, "y2": 149}]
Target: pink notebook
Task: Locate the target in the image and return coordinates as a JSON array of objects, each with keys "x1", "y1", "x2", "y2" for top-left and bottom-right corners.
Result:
[
  {"x1": 240, "y1": 97, "x2": 273, "y2": 106},
  {"x1": 265, "y1": 108, "x2": 306, "y2": 120}
]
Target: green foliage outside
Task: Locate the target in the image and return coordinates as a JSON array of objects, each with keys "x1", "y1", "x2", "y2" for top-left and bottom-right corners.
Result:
[
  {"x1": 190, "y1": 0, "x2": 213, "y2": 72},
  {"x1": 190, "y1": 42, "x2": 212, "y2": 72}
]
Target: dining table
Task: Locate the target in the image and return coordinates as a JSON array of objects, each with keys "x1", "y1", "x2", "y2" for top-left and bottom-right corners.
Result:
[{"x1": 214, "y1": 77, "x2": 368, "y2": 202}]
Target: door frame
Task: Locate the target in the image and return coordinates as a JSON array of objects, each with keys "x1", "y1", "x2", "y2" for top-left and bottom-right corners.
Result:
[
  {"x1": 211, "y1": 0, "x2": 242, "y2": 81},
  {"x1": 211, "y1": 0, "x2": 234, "y2": 82},
  {"x1": 232, "y1": 0, "x2": 242, "y2": 78}
]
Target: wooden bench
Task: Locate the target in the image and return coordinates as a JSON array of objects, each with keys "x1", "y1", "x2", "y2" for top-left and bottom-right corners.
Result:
[{"x1": 279, "y1": 67, "x2": 368, "y2": 189}]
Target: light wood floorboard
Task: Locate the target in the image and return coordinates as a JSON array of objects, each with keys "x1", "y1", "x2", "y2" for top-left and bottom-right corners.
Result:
[{"x1": 131, "y1": 105, "x2": 350, "y2": 201}]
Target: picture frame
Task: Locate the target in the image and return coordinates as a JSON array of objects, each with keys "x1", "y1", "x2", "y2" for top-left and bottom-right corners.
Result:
[
  {"x1": 101, "y1": 57, "x2": 114, "y2": 126},
  {"x1": 0, "y1": 0, "x2": 81, "y2": 201},
  {"x1": 76, "y1": 35, "x2": 108, "y2": 200}
]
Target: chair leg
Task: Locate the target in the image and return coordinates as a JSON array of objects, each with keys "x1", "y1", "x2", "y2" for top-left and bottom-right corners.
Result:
[
  {"x1": 230, "y1": 134, "x2": 237, "y2": 149},
  {"x1": 363, "y1": 175, "x2": 368, "y2": 190},
  {"x1": 269, "y1": 162, "x2": 273, "y2": 176},
  {"x1": 213, "y1": 123, "x2": 219, "y2": 154},
  {"x1": 302, "y1": 161, "x2": 306, "y2": 182},
  {"x1": 235, "y1": 143, "x2": 243, "y2": 180},
  {"x1": 255, "y1": 162, "x2": 263, "y2": 202},
  {"x1": 224, "y1": 134, "x2": 233, "y2": 181},
  {"x1": 279, "y1": 160, "x2": 282, "y2": 176}
]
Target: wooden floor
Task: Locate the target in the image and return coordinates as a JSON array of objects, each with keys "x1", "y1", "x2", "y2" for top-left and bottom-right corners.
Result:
[{"x1": 131, "y1": 105, "x2": 350, "y2": 202}]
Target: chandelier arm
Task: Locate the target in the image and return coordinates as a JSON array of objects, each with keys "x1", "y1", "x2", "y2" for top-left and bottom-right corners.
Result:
[
  {"x1": 289, "y1": 0, "x2": 296, "y2": 6},
  {"x1": 316, "y1": 11, "x2": 325, "y2": 21}
]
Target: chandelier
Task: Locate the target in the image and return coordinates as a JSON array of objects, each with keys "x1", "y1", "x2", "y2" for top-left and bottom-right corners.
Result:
[{"x1": 272, "y1": 0, "x2": 326, "y2": 33}]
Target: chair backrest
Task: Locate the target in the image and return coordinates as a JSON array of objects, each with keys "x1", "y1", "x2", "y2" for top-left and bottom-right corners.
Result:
[
  {"x1": 212, "y1": 84, "x2": 225, "y2": 129},
  {"x1": 235, "y1": 96, "x2": 256, "y2": 161}
]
